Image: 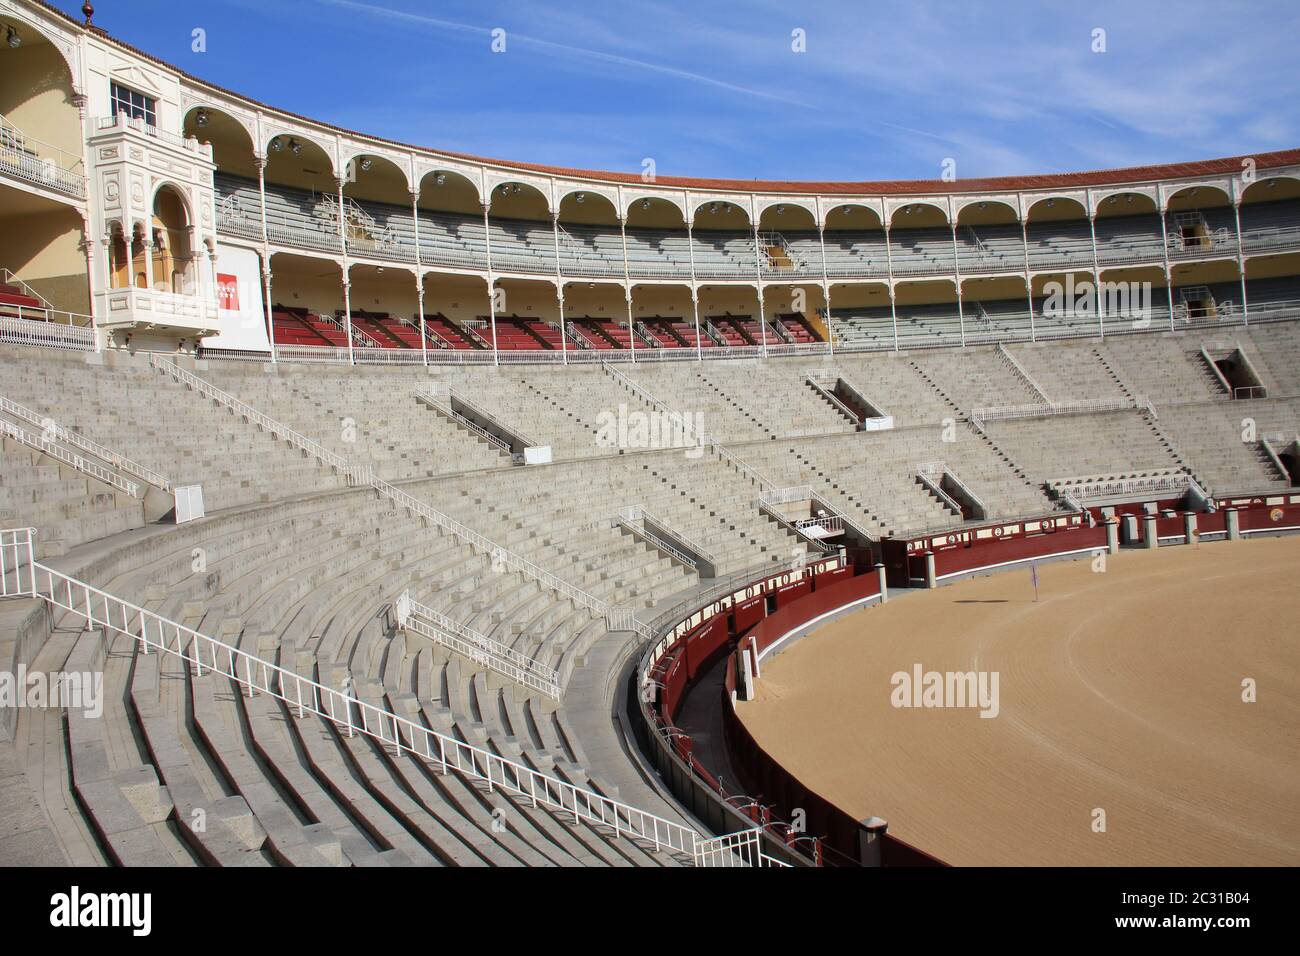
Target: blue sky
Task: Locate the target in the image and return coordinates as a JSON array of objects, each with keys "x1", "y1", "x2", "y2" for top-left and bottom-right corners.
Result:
[{"x1": 56, "y1": 0, "x2": 1299, "y2": 181}]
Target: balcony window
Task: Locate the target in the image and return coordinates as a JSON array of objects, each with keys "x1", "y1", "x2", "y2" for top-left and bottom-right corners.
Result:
[{"x1": 110, "y1": 82, "x2": 156, "y2": 128}]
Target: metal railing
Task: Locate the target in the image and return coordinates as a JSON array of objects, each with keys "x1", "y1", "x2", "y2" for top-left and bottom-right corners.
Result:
[
  {"x1": 441, "y1": 387, "x2": 539, "y2": 448},
  {"x1": 323, "y1": 313, "x2": 383, "y2": 350},
  {"x1": 0, "y1": 314, "x2": 96, "y2": 352},
  {"x1": 760, "y1": 485, "x2": 812, "y2": 507},
  {"x1": 0, "y1": 419, "x2": 140, "y2": 498},
  {"x1": 95, "y1": 114, "x2": 207, "y2": 154},
  {"x1": 149, "y1": 356, "x2": 623, "y2": 629},
  {"x1": 996, "y1": 342, "x2": 1049, "y2": 403},
  {"x1": 970, "y1": 396, "x2": 1144, "y2": 430},
  {"x1": 149, "y1": 354, "x2": 363, "y2": 480},
  {"x1": 0, "y1": 528, "x2": 698, "y2": 859},
  {"x1": 0, "y1": 113, "x2": 87, "y2": 197},
  {"x1": 0, "y1": 394, "x2": 171, "y2": 491},
  {"x1": 793, "y1": 513, "x2": 843, "y2": 537},
  {"x1": 414, "y1": 387, "x2": 512, "y2": 454},
  {"x1": 1049, "y1": 471, "x2": 1191, "y2": 502},
  {"x1": 693, "y1": 827, "x2": 791, "y2": 867},
  {"x1": 396, "y1": 591, "x2": 560, "y2": 699},
  {"x1": 615, "y1": 505, "x2": 714, "y2": 570}
]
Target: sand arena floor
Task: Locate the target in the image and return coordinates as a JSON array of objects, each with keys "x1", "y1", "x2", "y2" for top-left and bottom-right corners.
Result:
[{"x1": 738, "y1": 536, "x2": 1300, "y2": 866}]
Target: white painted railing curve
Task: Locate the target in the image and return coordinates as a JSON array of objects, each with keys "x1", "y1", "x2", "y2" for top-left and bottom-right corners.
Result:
[{"x1": 0, "y1": 528, "x2": 699, "y2": 860}]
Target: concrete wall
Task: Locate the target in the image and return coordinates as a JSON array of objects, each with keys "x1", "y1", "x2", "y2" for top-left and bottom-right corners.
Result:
[{"x1": 0, "y1": 206, "x2": 88, "y2": 314}]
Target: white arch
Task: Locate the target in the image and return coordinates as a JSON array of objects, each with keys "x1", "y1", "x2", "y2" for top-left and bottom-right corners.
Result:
[
  {"x1": 414, "y1": 165, "x2": 483, "y2": 203},
  {"x1": 822, "y1": 200, "x2": 885, "y2": 228},
  {"x1": 339, "y1": 147, "x2": 413, "y2": 191},
  {"x1": 886, "y1": 198, "x2": 949, "y2": 225},
  {"x1": 1241, "y1": 170, "x2": 1300, "y2": 202},
  {"x1": 953, "y1": 194, "x2": 1020, "y2": 220},
  {"x1": 150, "y1": 180, "x2": 196, "y2": 228},
  {"x1": 1162, "y1": 179, "x2": 1234, "y2": 208},
  {"x1": 755, "y1": 196, "x2": 819, "y2": 225},
  {"x1": 622, "y1": 189, "x2": 687, "y2": 221},
  {"x1": 483, "y1": 170, "x2": 553, "y2": 210},
  {"x1": 689, "y1": 193, "x2": 754, "y2": 225},
  {"x1": 1, "y1": 7, "x2": 83, "y2": 97},
  {"x1": 261, "y1": 124, "x2": 338, "y2": 177},
  {"x1": 556, "y1": 183, "x2": 620, "y2": 215},
  {"x1": 1090, "y1": 185, "x2": 1160, "y2": 215}
]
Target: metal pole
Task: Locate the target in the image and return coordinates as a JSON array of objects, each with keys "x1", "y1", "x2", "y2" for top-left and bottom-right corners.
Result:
[
  {"x1": 818, "y1": 216, "x2": 834, "y2": 355},
  {"x1": 1088, "y1": 208, "x2": 1104, "y2": 339},
  {"x1": 552, "y1": 212, "x2": 568, "y2": 364},
  {"x1": 1158, "y1": 198, "x2": 1176, "y2": 332},
  {"x1": 337, "y1": 177, "x2": 354, "y2": 365},
  {"x1": 256, "y1": 156, "x2": 276, "y2": 362},
  {"x1": 1232, "y1": 198, "x2": 1249, "y2": 327},
  {"x1": 752, "y1": 222, "x2": 768, "y2": 357},
  {"x1": 411, "y1": 188, "x2": 427, "y2": 366},
  {"x1": 620, "y1": 215, "x2": 635, "y2": 363},
  {"x1": 482, "y1": 201, "x2": 499, "y2": 364},
  {"x1": 687, "y1": 212, "x2": 702, "y2": 361},
  {"x1": 883, "y1": 219, "x2": 899, "y2": 351},
  {"x1": 1020, "y1": 206, "x2": 1035, "y2": 343},
  {"x1": 950, "y1": 217, "x2": 965, "y2": 347}
]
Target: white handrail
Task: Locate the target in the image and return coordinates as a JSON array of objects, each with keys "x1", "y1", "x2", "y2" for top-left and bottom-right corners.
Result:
[
  {"x1": 971, "y1": 396, "x2": 1142, "y2": 429},
  {"x1": 996, "y1": 342, "x2": 1050, "y2": 403},
  {"x1": 150, "y1": 356, "x2": 617, "y2": 625},
  {"x1": 693, "y1": 827, "x2": 790, "y2": 867},
  {"x1": 624, "y1": 505, "x2": 715, "y2": 563},
  {"x1": 0, "y1": 268, "x2": 52, "y2": 311},
  {"x1": 601, "y1": 361, "x2": 772, "y2": 488},
  {"x1": 323, "y1": 312, "x2": 383, "y2": 350},
  {"x1": 396, "y1": 591, "x2": 560, "y2": 699},
  {"x1": 759, "y1": 485, "x2": 812, "y2": 507},
  {"x1": 149, "y1": 354, "x2": 363, "y2": 479},
  {"x1": 0, "y1": 314, "x2": 97, "y2": 351},
  {"x1": 442, "y1": 386, "x2": 540, "y2": 448},
  {"x1": 807, "y1": 377, "x2": 859, "y2": 423},
  {"x1": 0, "y1": 528, "x2": 698, "y2": 859},
  {"x1": 0, "y1": 419, "x2": 141, "y2": 498},
  {"x1": 0, "y1": 393, "x2": 171, "y2": 491},
  {"x1": 0, "y1": 112, "x2": 87, "y2": 197},
  {"x1": 1050, "y1": 471, "x2": 1191, "y2": 502},
  {"x1": 414, "y1": 388, "x2": 512, "y2": 453}
]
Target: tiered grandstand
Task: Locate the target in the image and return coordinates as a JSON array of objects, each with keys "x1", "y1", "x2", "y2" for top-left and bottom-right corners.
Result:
[{"x1": 0, "y1": 0, "x2": 1296, "y2": 869}]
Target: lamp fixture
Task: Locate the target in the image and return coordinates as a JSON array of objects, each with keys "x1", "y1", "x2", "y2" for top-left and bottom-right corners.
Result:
[
  {"x1": 641, "y1": 199, "x2": 651, "y2": 211},
  {"x1": 289, "y1": 138, "x2": 302, "y2": 155},
  {"x1": 434, "y1": 172, "x2": 446, "y2": 186},
  {"x1": 195, "y1": 109, "x2": 210, "y2": 127},
  {"x1": 6, "y1": 26, "x2": 20, "y2": 49},
  {"x1": 270, "y1": 137, "x2": 283, "y2": 152},
  {"x1": 359, "y1": 157, "x2": 372, "y2": 172},
  {"x1": 575, "y1": 192, "x2": 585, "y2": 204}
]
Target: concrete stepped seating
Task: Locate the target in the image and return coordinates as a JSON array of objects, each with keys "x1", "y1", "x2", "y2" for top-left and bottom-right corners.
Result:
[
  {"x1": 4, "y1": 318, "x2": 1299, "y2": 868},
  {"x1": 985, "y1": 410, "x2": 1181, "y2": 483}
]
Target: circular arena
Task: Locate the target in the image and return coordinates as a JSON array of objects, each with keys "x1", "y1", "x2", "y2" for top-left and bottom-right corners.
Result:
[
  {"x1": 0, "y1": 0, "x2": 1297, "y2": 875},
  {"x1": 737, "y1": 536, "x2": 1300, "y2": 867}
]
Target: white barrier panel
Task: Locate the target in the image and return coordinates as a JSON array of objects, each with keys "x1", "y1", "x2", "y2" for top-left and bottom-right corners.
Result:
[
  {"x1": 862, "y1": 415, "x2": 895, "y2": 431},
  {"x1": 174, "y1": 485, "x2": 205, "y2": 524},
  {"x1": 524, "y1": 445, "x2": 553, "y2": 465}
]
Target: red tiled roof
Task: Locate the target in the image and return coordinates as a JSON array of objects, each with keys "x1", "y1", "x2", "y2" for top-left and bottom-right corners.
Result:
[{"x1": 32, "y1": 0, "x2": 1300, "y2": 196}]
